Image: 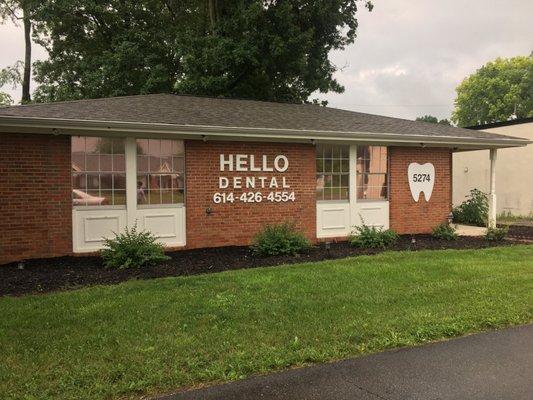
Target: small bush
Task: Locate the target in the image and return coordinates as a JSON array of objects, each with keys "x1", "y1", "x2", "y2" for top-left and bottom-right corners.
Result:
[
  {"x1": 485, "y1": 226, "x2": 509, "y2": 241},
  {"x1": 431, "y1": 223, "x2": 458, "y2": 240},
  {"x1": 452, "y1": 189, "x2": 488, "y2": 226},
  {"x1": 350, "y1": 224, "x2": 398, "y2": 249},
  {"x1": 251, "y1": 222, "x2": 311, "y2": 256},
  {"x1": 101, "y1": 224, "x2": 170, "y2": 269}
]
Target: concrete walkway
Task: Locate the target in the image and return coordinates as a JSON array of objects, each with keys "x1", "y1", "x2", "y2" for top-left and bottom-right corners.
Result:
[
  {"x1": 159, "y1": 325, "x2": 533, "y2": 400},
  {"x1": 454, "y1": 223, "x2": 487, "y2": 236}
]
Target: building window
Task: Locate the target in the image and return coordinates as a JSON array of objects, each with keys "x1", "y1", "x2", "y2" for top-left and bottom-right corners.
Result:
[
  {"x1": 356, "y1": 146, "x2": 388, "y2": 200},
  {"x1": 136, "y1": 139, "x2": 185, "y2": 205},
  {"x1": 316, "y1": 144, "x2": 350, "y2": 201},
  {"x1": 71, "y1": 137, "x2": 126, "y2": 206}
]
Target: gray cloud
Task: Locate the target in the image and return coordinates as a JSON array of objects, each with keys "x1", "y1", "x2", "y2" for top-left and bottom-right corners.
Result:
[{"x1": 1, "y1": 0, "x2": 532, "y2": 121}]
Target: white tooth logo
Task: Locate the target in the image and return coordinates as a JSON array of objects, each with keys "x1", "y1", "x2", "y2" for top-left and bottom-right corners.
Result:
[{"x1": 408, "y1": 163, "x2": 435, "y2": 202}]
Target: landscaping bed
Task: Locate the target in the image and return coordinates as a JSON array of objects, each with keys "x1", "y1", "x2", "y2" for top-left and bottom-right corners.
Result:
[{"x1": 1, "y1": 228, "x2": 531, "y2": 296}]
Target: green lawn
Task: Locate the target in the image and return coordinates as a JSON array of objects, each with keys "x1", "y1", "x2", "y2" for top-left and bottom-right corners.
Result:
[{"x1": 1, "y1": 246, "x2": 532, "y2": 400}]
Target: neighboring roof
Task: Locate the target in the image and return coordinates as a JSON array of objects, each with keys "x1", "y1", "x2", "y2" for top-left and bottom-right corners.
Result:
[
  {"x1": 466, "y1": 117, "x2": 533, "y2": 130},
  {"x1": 0, "y1": 94, "x2": 529, "y2": 149}
]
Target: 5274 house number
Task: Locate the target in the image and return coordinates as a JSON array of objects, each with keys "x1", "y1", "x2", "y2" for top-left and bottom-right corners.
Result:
[{"x1": 213, "y1": 191, "x2": 296, "y2": 204}]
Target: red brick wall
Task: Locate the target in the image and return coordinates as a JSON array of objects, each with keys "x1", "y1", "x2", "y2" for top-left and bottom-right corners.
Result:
[
  {"x1": 389, "y1": 147, "x2": 452, "y2": 234},
  {"x1": 0, "y1": 134, "x2": 72, "y2": 264},
  {"x1": 185, "y1": 140, "x2": 316, "y2": 248}
]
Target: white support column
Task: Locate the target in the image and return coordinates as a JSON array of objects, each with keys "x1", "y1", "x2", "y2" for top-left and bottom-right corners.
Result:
[
  {"x1": 349, "y1": 144, "x2": 358, "y2": 230},
  {"x1": 125, "y1": 137, "x2": 138, "y2": 228},
  {"x1": 488, "y1": 148, "x2": 497, "y2": 228}
]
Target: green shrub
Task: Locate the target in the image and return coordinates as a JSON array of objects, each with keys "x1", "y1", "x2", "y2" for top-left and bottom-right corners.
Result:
[
  {"x1": 485, "y1": 226, "x2": 509, "y2": 241},
  {"x1": 251, "y1": 222, "x2": 311, "y2": 256},
  {"x1": 101, "y1": 224, "x2": 170, "y2": 269},
  {"x1": 350, "y1": 224, "x2": 398, "y2": 249},
  {"x1": 431, "y1": 223, "x2": 458, "y2": 240},
  {"x1": 452, "y1": 189, "x2": 488, "y2": 226}
]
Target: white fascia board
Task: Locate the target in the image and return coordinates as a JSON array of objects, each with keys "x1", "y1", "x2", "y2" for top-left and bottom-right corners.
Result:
[{"x1": 0, "y1": 115, "x2": 530, "y2": 150}]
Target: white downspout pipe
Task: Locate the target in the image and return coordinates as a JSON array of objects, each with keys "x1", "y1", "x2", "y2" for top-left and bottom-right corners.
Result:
[{"x1": 488, "y1": 148, "x2": 497, "y2": 228}]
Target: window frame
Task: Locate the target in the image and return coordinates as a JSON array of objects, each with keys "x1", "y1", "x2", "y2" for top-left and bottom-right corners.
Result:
[
  {"x1": 136, "y1": 138, "x2": 186, "y2": 207},
  {"x1": 71, "y1": 136, "x2": 127, "y2": 209},
  {"x1": 316, "y1": 144, "x2": 350, "y2": 202},
  {"x1": 356, "y1": 145, "x2": 389, "y2": 202}
]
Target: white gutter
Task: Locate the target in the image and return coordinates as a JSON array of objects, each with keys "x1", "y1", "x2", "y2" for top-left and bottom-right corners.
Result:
[{"x1": 0, "y1": 115, "x2": 530, "y2": 149}]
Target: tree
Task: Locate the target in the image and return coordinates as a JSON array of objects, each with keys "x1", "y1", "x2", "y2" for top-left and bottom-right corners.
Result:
[
  {"x1": 0, "y1": 61, "x2": 23, "y2": 105},
  {"x1": 31, "y1": 0, "x2": 373, "y2": 104},
  {"x1": 0, "y1": 0, "x2": 40, "y2": 103},
  {"x1": 452, "y1": 55, "x2": 533, "y2": 127},
  {"x1": 416, "y1": 115, "x2": 451, "y2": 125}
]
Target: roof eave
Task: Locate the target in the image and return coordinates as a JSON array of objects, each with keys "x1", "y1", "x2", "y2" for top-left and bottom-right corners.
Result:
[{"x1": 0, "y1": 115, "x2": 530, "y2": 150}]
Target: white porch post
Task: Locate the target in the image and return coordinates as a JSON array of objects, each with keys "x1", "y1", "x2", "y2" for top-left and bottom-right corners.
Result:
[
  {"x1": 488, "y1": 148, "x2": 497, "y2": 228},
  {"x1": 125, "y1": 137, "x2": 138, "y2": 228}
]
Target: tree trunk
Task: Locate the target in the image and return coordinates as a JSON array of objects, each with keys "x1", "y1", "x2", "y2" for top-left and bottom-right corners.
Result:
[{"x1": 22, "y1": 6, "x2": 31, "y2": 104}]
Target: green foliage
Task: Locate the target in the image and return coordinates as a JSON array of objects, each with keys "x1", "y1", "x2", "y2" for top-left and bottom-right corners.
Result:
[
  {"x1": 2, "y1": 245, "x2": 532, "y2": 399},
  {"x1": 31, "y1": 0, "x2": 373, "y2": 103},
  {"x1": 485, "y1": 226, "x2": 509, "y2": 241},
  {"x1": 431, "y1": 223, "x2": 458, "y2": 241},
  {"x1": 101, "y1": 224, "x2": 170, "y2": 269},
  {"x1": 415, "y1": 115, "x2": 452, "y2": 125},
  {"x1": 452, "y1": 189, "x2": 488, "y2": 227},
  {"x1": 0, "y1": 61, "x2": 23, "y2": 106},
  {"x1": 452, "y1": 55, "x2": 533, "y2": 126},
  {"x1": 350, "y1": 224, "x2": 398, "y2": 249},
  {"x1": 251, "y1": 222, "x2": 311, "y2": 256}
]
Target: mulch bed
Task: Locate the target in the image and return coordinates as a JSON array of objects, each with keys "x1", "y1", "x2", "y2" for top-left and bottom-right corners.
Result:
[{"x1": 1, "y1": 226, "x2": 532, "y2": 297}]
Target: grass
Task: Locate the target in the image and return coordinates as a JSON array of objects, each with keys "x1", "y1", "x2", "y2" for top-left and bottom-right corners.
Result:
[{"x1": 1, "y1": 246, "x2": 532, "y2": 400}]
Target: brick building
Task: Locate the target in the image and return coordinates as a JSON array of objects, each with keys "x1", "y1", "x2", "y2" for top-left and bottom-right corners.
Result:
[{"x1": 0, "y1": 94, "x2": 529, "y2": 264}]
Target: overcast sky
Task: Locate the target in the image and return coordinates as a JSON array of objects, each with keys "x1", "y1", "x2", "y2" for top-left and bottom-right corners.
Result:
[{"x1": 1, "y1": 0, "x2": 532, "y2": 120}]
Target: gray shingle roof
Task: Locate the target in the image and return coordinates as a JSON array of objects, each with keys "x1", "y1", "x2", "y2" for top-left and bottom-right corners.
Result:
[{"x1": 0, "y1": 93, "x2": 526, "y2": 142}]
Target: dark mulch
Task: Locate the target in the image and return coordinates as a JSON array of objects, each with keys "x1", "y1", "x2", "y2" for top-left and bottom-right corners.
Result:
[{"x1": 1, "y1": 227, "x2": 532, "y2": 297}]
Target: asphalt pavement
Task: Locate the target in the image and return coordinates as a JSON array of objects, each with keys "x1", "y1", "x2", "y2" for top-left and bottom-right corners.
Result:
[{"x1": 158, "y1": 324, "x2": 533, "y2": 400}]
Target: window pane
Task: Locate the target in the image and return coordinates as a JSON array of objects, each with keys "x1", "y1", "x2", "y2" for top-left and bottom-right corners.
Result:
[
  {"x1": 72, "y1": 153, "x2": 85, "y2": 172},
  {"x1": 172, "y1": 189, "x2": 185, "y2": 204},
  {"x1": 137, "y1": 139, "x2": 149, "y2": 156},
  {"x1": 173, "y1": 156, "x2": 185, "y2": 172},
  {"x1": 100, "y1": 154, "x2": 112, "y2": 171},
  {"x1": 171, "y1": 174, "x2": 184, "y2": 190},
  {"x1": 86, "y1": 154, "x2": 99, "y2": 171},
  {"x1": 161, "y1": 190, "x2": 173, "y2": 204},
  {"x1": 114, "y1": 174, "x2": 126, "y2": 190},
  {"x1": 72, "y1": 173, "x2": 86, "y2": 190},
  {"x1": 340, "y1": 174, "x2": 349, "y2": 187},
  {"x1": 332, "y1": 159, "x2": 340, "y2": 173},
  {"x1": 323, "y1": 145, "x2": 333, "y2": 159},
  {"x1": 100, "y1": 174, "x2": 113, "y2": 190},
  {"x1": 160, "y1": 174, "x2": 172, "y2": 189},
  {"x1": 341, "y1": 159, "x2": 349, "y2": 173},
  {"x1": 160, "y1": 156, "x2": 172, "y2": 173},
  {"x1": 137, "y1": 156, "x2": 149, "y2": 172},
  {"x1": 114, "y1": 190, "x2": 126, "y2": 205},
  {"x1": 86, "y1": 174, "x2": 100, "y2": 190},
  {"x1": 85, "y1": 137, "x2": 99, "y2": 154},
  {"x1": 339, "y1": 187, "x2": 349, "y2": 200},
  {"x1": 172, "y1": 140, "x2": 184, "y2": 155},
  {"x1": 160, "y1": 140, "x2": 173, "y2": 156},
  {"x1": 149, "y1": 139, "x2": 161, "y2": 157},
  {"x1": 136, "y1": 139, "x2": 185, "y2": 205},
  {"x1": 316, "y1": 159, "x2": 324, "y2": 173},
  {"x1": 112, "y1": 138, "x2": 125, "y2": 154},
  {"x1": 113, "y1": 154, "x2": 125, "y2": 172},
  {"x1": 100, "y1": 190, "x2": 112, "y2": 206},
  {"x1": 148, "y1": 190, "x2": 161, "y2": 204}
]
